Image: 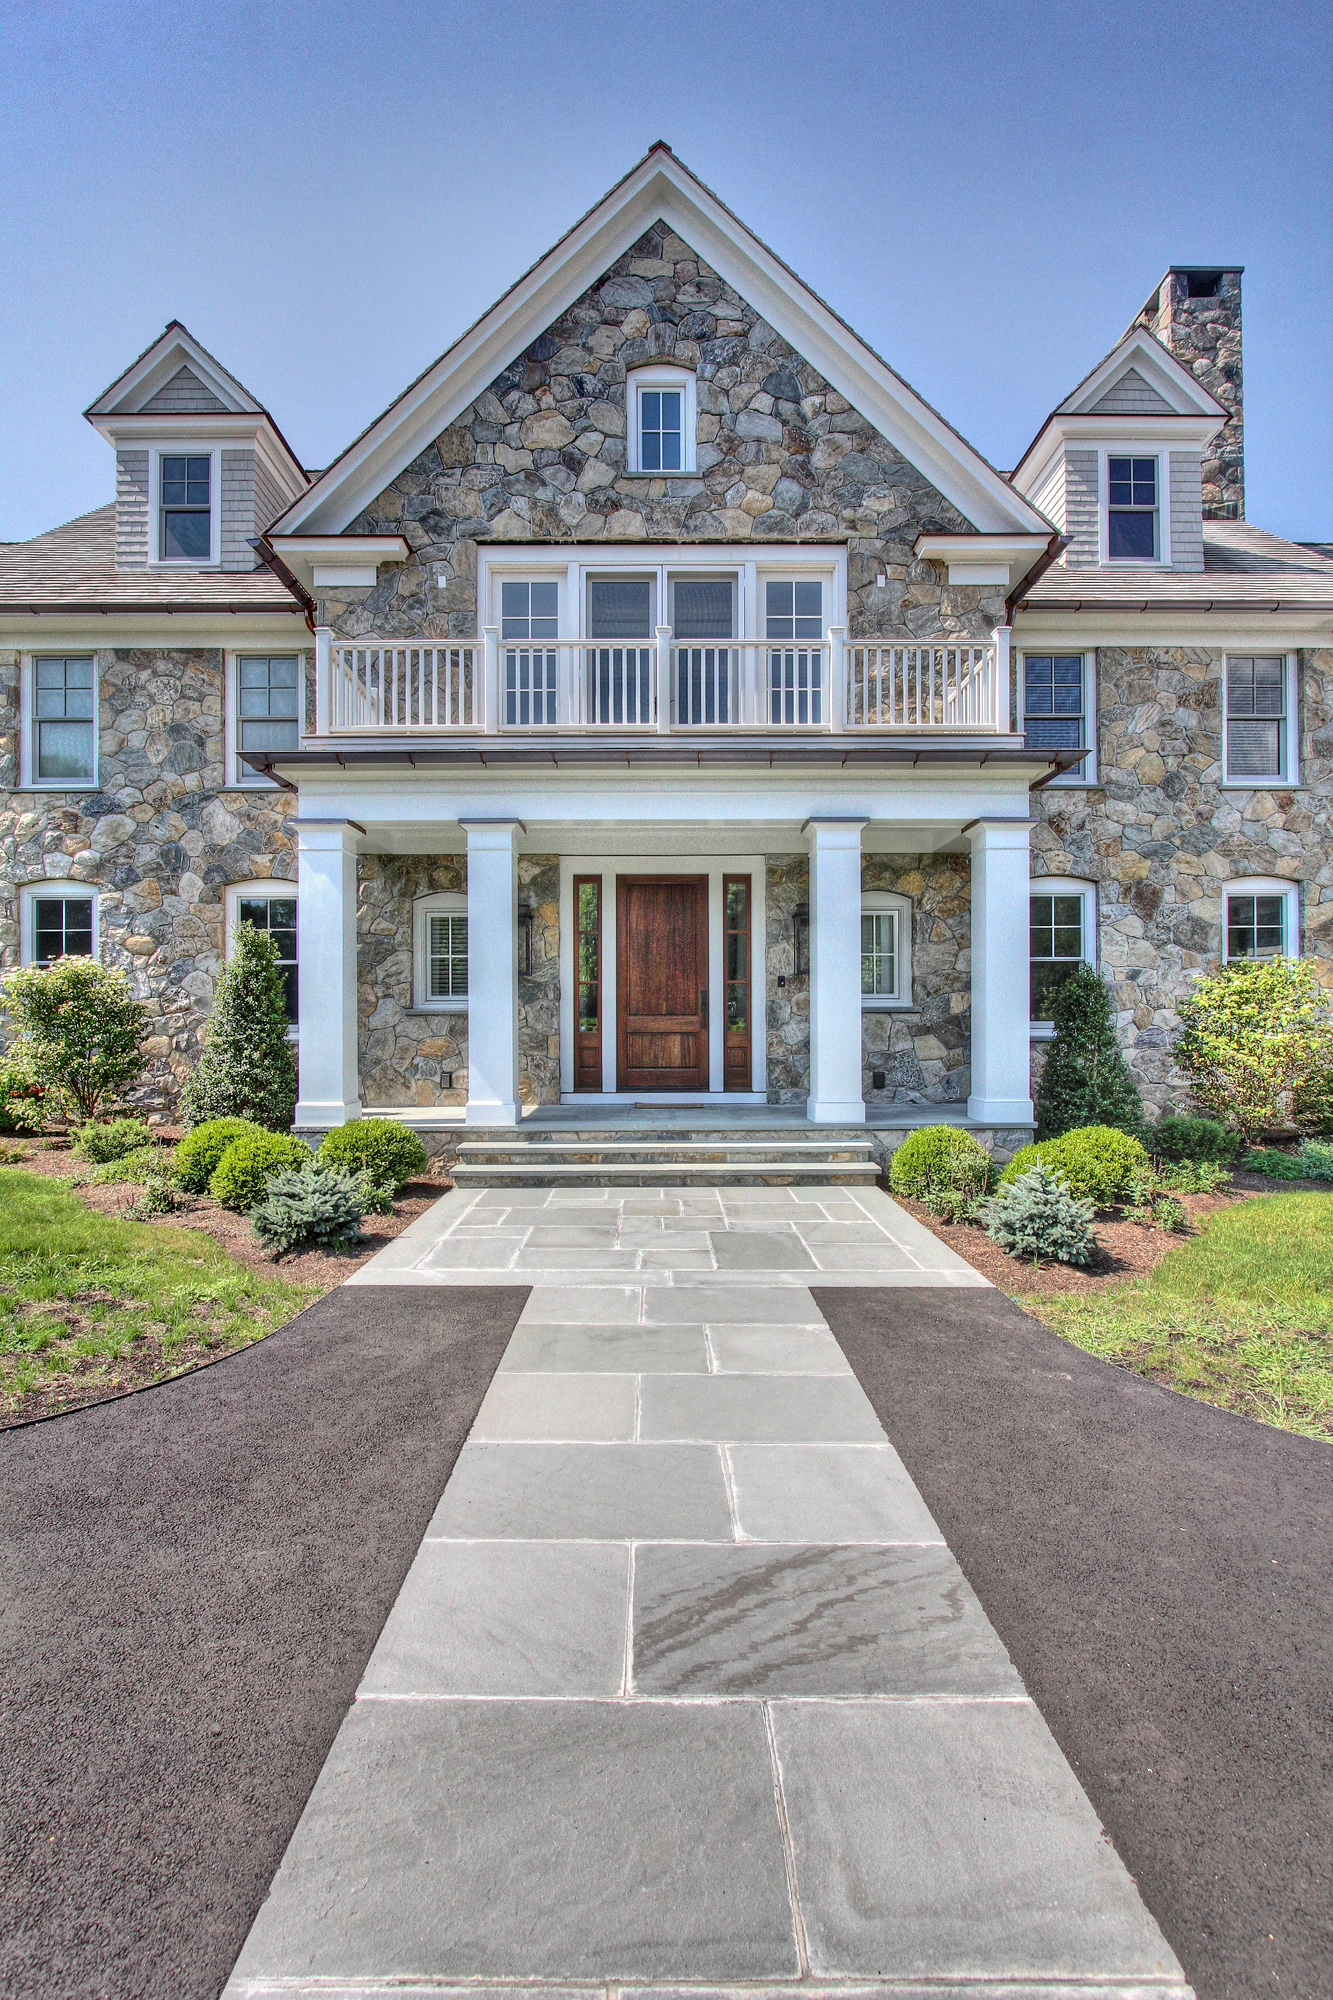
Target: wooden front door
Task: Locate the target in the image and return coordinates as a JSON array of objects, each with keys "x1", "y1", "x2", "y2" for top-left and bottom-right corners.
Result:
[{"x1": 617, "y1": 875, "x2": 709, "y2": 1090}]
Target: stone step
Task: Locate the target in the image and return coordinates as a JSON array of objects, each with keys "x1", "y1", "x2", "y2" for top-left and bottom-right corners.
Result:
[
  {"x1": 456, "y1": 1141, "x2": 875, "y2": 1164},
  {"x1": 451, "y1": 1156, "x2": 881, "y2": 1188}
]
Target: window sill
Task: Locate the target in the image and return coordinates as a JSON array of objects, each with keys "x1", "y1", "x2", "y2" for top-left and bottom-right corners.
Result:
[
  {"x1": 1030, "y1": 1022, "x2": 1057, "y2": 1042},
  {"x1": 408, "y1": 1004, "x2": 467, "y2": 1017},
  {"x1": 18, "y1": 781, "x2": 100, "y2": 794},
  {"x1": 861, "y1": 999, "x2": 915, "y2": 1013},
  {"x1": 1220, "y1": 780, "x2": 1301, "y2": 792},
  {"x1": 619, "y1": 469, "x2": 703, "y2": 483}
]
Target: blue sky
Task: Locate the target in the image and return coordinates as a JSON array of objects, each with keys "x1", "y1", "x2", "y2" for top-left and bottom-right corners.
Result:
[{"x1": 2, "y1": 0, "x2": 1329, "y2": 543}]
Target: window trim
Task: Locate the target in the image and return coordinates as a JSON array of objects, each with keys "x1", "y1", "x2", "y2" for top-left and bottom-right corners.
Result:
[
  {"x1": 626, "y1": 365, "x2": 697, "y2": 475},
  {"x1": 1016, "y1": 650, "x2": 1096, "y2": 785},
  {"x1": 147, "y1": 443, "x2": 222, "y2": 568},
  {"x1": 1098, "y1": 446, "x2": 1172, "y2": 566},
  {"x1": 1221, "y1": 652, "x2": 1299, "y2": 788},
  {"x1": 224, "y1": 881, "x2": 299, "y2": 1033},
  {"x1": 226, "y1": 651, "x2": 305, "y2": 788},
  {"x1": 1029, "y1": 876, "x2": 1097, "y2": 1040},
  {"x1": 860, "y1": 891, "x2": 913, "y2": 1010},
  {"x1": 477, "y1": 544, "x2": 845, "y2": 644},
  {"x1": 19, "y1": 881, "x2": 98, "y2": 966},
  {"x1": 20, "y1": 653, "x2": 99, "y2": 790},
  {"x1": 413, "y1": 890, "x2": 468, "y2": 1013},
  {"x1": 1220, "y1": 876, "x2": 1300, "y2": 966}
]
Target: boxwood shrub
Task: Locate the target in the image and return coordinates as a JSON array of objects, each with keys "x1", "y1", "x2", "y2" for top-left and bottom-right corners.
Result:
[
  {"x1": 888, "y1": 1125, "x2": 991, "y2": 1202},
  {"x1": 999, "y1": 1124, "x2": 1148, "y2": 1209},
  {"x1": 318, "y1": 1118, "x2": 427, "y2": 1193},
  {"x1": 174, "y1": 1117, "x2": 267, "y2": 1193},
  {"x1": 1151, "y1": 1115, "x2": 1239, "y2": 1166},
  {"x1": 209, "y1": 1131, "x2": 312, "y2": 1212}
]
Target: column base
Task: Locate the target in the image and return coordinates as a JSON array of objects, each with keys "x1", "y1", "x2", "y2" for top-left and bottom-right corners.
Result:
[
  {"x1": 465, "y1": 1098, "x2": 520, "y2": 1127},
  {"x1": 967, "y1": 1094, "x2": 1035, "y2": 1125},
  {"x1": 806, "y1": 1095, "x2": 867, "y2": 1126},
  {"x1": 294, "y1": 1097, "x2": 363, "y2": 1131}
]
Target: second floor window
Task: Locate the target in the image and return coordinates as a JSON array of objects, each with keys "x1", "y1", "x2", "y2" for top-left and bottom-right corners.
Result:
[
  {"x1": 34, "y1": 657, "x2": 95, "y2": 783},
  {"x1": 766, "y1": 580, "x2": 822, "y2": 639},
  {"x1": 238, "y1": 657, "x2": 300, "y2": 771},
  {"x1": 1107, "y1": 455, "x2": 1158, "y2": 560},
  {"x1": 1024, "y1": 655, "x2": 1085, "y2": 759},
  {"x1": 160, "y1": 454, "x2": 211, "y2": 560},
  {"x1": 1225, "y1": 656, "x2": 1287, "y2": 781},
  {"x1": 640, "y1": 389, "x2": 682, "y2": 471},
  {"x1": 501, "y1": 580, "x2": 559, "y2": 639}
]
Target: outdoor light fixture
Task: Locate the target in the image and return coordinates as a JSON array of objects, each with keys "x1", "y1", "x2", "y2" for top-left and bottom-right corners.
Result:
[
  {"x1": 518, "y1": 902, "x2": 534, "y2": 976},
  {"x1": 793, "y1": 903, "x2": 810, "y2": 977}
]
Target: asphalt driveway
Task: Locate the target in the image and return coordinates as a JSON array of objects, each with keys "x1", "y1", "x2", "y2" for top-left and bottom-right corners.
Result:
[
  {"x1": 817, "y1": 1284, "x2": 1333, "y2": 2000},
  {"x1": 0, "y1": 1283, "x2": 526, "y2": 2000}
]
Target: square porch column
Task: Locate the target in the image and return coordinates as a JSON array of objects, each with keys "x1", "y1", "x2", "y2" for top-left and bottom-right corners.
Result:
[
  {"x1": 805, "y1": 816, "x2": 867, "y2": 1125},
  {"x1": 462, "y1": 818, "x2": 522, "y2": 1126},
  {"x1": 967, "y1": 816, "x2": 1035, "y2": 1125},
  {"x1": 294, "y1": 820, "x2": 362, "y2": 1129}
]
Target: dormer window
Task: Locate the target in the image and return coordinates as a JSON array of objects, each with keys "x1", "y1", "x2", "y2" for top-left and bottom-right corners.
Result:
[
  {"x1": 160, "y1": 454, "x2": 212, "y2": 560},
  {"x1": 1107, "y1": 455, "x2": 1158, "y2": 560},
  {"x1": 627, "y1": 367, "x2": 696, "y2": 474}
]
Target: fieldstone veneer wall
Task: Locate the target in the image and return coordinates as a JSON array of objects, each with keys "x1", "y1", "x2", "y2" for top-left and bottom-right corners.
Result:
[
  {"x1": 1031, "y1": 646, "x2": 1333, "y2": 1117},
  {"x1": 765, "y1": 854, "x2": 972, "y2": 1109},
  {"x1": 318, "y1": 223, "x2": 1003, "y2": 643},
  {"x1": 0, "y1": 648, "x2": 296, "y2": 1113},
  {"x1": 357, "y1": 854, "x2": 560, "y2": 1110}
]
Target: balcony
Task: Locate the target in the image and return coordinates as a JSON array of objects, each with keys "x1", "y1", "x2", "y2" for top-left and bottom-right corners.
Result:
[{"x1": 316, "y1": 627, "x2": 1011, "y2": 739}]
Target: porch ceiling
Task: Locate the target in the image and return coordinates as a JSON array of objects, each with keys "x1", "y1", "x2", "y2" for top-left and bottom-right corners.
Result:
[{"x1": 345, "y1": 820, "x2": 976, "y2": 857}]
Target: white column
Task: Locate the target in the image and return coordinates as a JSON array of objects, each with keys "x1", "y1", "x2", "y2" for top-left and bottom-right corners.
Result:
[
  {"x1": 294, "y1": 819, "x2": 362, "y2": 1129},
  {"x1": 805, "y1": 817, "x2": 867, "y2": 1126},
  {"x1": 462, "y1": 818, "x2": 522, "y2": 1126},
  {"x1": 967, "y1": 817, "x2": 1035, "y2": 1125}
]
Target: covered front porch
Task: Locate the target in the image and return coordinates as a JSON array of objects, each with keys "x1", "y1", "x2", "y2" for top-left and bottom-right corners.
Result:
[{"x1": 289, "y1": 773, "x2": 1039, "y2": 1145}]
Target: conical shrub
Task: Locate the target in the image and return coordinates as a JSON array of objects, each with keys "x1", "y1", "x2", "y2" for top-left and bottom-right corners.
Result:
[
  {"x1": 182, "y1": 923, "x2": 298, "y2": 1131},
  {"x1": 1035, "y1": 964, "x2": 1143, "y2": 1141}
]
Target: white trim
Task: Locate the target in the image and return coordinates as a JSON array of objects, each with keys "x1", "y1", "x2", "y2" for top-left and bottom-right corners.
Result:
[
  {"x1": 1221, "y1": 876, "x2": 1300, "y2": 964},
  {"x1": 19, "y1": 650, "x2": 99, "y2": 791},
  {"x1": 1016, "y1": 649, "x2": 1096, "y2": 787},
  {"x1": 1029, "y1": 874, "x2": 1096, "y2": 1038},
  {"x1": 1221, "y1": 652, "x2": 1299, "y2": 788},
  {"x1": 626, "y1": 364, "x2": 697, "y2": 475},
  {"x1": 478, "y1": 542, "x2": 846, "y2": 640},
  {"x1": 1098, "y1": 446, "x2": 1171, "y2": 567},
  {"x1": 147, "y1": 443, "x2": 222, "y2": 569},
  {"x1": 860, "y1": 890, "x2": 912, "y2": 1008},
  {"x1": 87, "y1": 327, "x2": 264, "y2": 420},
  {"x1": 413, "y1": 890, "x2": 469, "y2": 1012},
  {"x1": 557, "y1": 854, "x2": 766, "y2": 1097},
  {"x1": 269, "y1": 150, "x2": 1049, "y2": 540},
  {"x1": 19, "y1": 880, "x2": 98, "y2": 965},
  {"x1": 1061, "y1": 328, "x2": 1228, "y2": 420}
]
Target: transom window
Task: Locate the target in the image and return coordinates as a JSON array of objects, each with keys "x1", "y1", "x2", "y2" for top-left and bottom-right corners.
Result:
[
  {"x1": 1030, "y1": 891, "x2": 1086, "y2": 1021},
  {"x1": 33, "y1": 657, "x2": 95, "y2": 783},
  {"x1": 861, "y1": 910, "x2": 898, "y2": 998},
  {"x1": 1023, "y1": 655, "x2": 1084, "y2": 754},
  {"x1": 501, "y1": 580, "x2": 559, "y2": 639},
  {"x1": 1107, "y1": 455, "x2": 1158, "y2": 560},
  {"x1": 1225, "y1": 892, "x2": 1286, "y2": 961},
  {"x1": 160, "y1": 454, "x2": 211, "y2": 561},
  {"x1": 1225, "y1": 656, "x2": 1287, "y2": 781},
  {"x1": 766, "y1": 579, "x2": 823, "y2": 639},
  {"x1": 428, "y1": 912, "x2": 468, "y2": 1000},
  {"x1": 237, "y1": 657, "x2": 300, "y2": 771},
  {"x1": 237, "y1": 892, "x2": 298, "y2": 1021},
  {"x1": 640, "y1": 389, "x2": 682, "y2": 471},
  {"x1": 33, "y1": 893, "x2": 93, "y2": 965}
]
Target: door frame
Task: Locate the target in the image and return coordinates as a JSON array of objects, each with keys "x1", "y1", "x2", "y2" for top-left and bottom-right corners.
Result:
[
  {"x1": 615, "y1": 873, "x2": 710, "y2": 1093},
  {"x1": 558, "y1": 852, "x2": 767, "y2": 1098}
]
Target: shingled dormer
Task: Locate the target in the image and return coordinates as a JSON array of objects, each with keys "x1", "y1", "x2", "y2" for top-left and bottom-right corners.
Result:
[
  {"x1": 1012, "y1": 323, "x2": 1228, "y2": 573},
  {"x1": 84, "y1": 324, "x2": 307, "y2": 572}
]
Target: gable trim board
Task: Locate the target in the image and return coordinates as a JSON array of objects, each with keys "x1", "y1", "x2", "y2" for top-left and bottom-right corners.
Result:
[{"x1": 269, "y1": 144, "x2": 1049, "y2": 548}]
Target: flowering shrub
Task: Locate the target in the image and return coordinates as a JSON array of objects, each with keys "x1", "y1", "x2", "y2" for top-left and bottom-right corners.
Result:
[{"x1": 1175, "y1": 957, "x2": 1333, "y2": 1142}]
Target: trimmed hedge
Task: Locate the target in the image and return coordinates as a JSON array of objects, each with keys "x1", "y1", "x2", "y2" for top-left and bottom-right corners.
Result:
[
  {"x1": 1151, "y1": 1114, "x2": 1239, "y2": 1166},
  {"x1": 888, "y1": 1125, "x2": 991, "y2": 1202},
  {"x1": 318, "y1": 1118, "x2": 427, "y2": 1192},
  {"x1": 173, "y1": 1118, "x2": 267, "y2": 1193},
  {"x1": 999, "y1": 1124, "x2": 1148, "y2": 1209},
  {"x1": 209, "y1": 1132, "x2": 312, "y2": 1213}
]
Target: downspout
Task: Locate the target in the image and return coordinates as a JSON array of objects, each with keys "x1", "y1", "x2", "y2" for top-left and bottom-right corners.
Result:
[
  {"x1": 250, "y1": 536, "x2": 316, "y2": 634},
  {"x1": 1005, "y1": 530, "x2": 1068, "y2": 624}
]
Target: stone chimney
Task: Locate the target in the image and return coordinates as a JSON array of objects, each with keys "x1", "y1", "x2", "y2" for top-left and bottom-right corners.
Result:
[{"x1": 1132, "y1": 267, "x2": 1244, "y2": 519}]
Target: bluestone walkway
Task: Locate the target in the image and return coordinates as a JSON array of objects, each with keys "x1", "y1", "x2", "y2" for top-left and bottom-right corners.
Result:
[{"x1": 225, "y1": 1186, "x2": 1191, "y2": 2000}]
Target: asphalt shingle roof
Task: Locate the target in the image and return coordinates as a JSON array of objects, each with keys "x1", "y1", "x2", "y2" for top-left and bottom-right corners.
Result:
[
  {"x1": 0, "y1": 505, "x2": 301, "y2": 614},
  {"x1": 1022, "y1": 521, "x2": 1333, "y2": 614}
]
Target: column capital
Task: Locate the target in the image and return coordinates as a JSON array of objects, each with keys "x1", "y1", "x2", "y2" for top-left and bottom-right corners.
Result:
[
  {"x1": 803, "y1": 816, "x2": 867, "y2": 846},
  {"x1": 963, "y1": 816, "x2": 1033, "y2": 849},
  {"x1": 293, "y1": 817, "x2": 364, "y2": 852},
  {"x1": 459, "y1": 817, "x2": 526, "y2": 850}
]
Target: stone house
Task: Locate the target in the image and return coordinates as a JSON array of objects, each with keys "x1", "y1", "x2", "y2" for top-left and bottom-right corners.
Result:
[{"x1": 1, "y1": 146, "x2": 1329, "y2": 1154}]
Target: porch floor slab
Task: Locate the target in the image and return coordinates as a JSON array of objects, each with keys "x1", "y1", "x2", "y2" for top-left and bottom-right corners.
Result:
[
  {"x1": 225, "y1": 1223, "x2": 1189, "y2": 2000},
  {"x1": 348, "y1": 1182, "x2": 989, "y2": 1288}
]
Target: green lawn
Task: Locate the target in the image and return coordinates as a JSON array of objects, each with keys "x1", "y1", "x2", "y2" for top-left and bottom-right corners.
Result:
[
  {"x1": 0, "y1": 1168, "x2": 317, "y2": 1422},
  {"x1": 1025, "y1": 1193, "x2": 1333, "y2": 1440}
]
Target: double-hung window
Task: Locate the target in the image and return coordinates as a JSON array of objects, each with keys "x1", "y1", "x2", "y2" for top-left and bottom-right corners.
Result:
[
  {"x1": 33, "y1": 657, "x2": 95, "y2": 783},
  {"x1": 414, "y1": 894, "x2": 468, "y2": 1009},
  {"x1": 1222, "y1": 879, "x2": 1298, "y2": 964},
  {"x1": 860, "y1": 894, "x2": 911, "y2": 1006},
  {"x1": 1030, "y1": 884, "x2": 1093, "y2": 1023},
  {"x1": 1023, "y1": 655, "x2": 1087, "y2": 771},
  {"x1": 1107, "y1": 455, "x2": 1158, "y2": 560},
  {"x1": 236, "y1": 657, "x2": 300, "y2": 779},
  {"x1": 1225, "y1": 656, "x2": 1290, "y2": 782},
  {"x1": 160, "y1": 454, "x2": 212, "y2": 561},
  {"x1": 640, "y1": 389, "x2": 682, "y2": 471},
  {"x1": 627, "y1": 368, "x2": 695, "y2": 473},
  {"x1": 235, "y1": 889, "x2": 299, "y2": 1022}
]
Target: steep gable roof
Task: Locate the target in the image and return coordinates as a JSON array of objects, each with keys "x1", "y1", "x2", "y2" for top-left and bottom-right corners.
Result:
[
  {"x1": 86, "y1": 321, "x2": 267, "y2": 420},
  {"x1": 271, "y1": 144, "x2": 1048, "y2": 540},
  {"x1": 1012, "y1": 325, "x2": 1227, "y2": 494}
]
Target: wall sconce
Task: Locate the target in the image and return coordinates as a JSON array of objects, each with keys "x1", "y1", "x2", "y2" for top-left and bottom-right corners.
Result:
[
  {"x1": 792, "y1": 903, "x2": 810, "y2": 977},
  {"x1": 518, "y1": 903, "x2": 534, "y2": 977}
]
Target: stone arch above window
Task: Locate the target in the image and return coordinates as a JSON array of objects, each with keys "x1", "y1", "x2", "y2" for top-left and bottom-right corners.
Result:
[
  {"x1": 626, "y1": 365, "x2": 697, "y2": 474},
  {"x1": 861, "y1": 890, "x2": 912, "y2": 1008}
]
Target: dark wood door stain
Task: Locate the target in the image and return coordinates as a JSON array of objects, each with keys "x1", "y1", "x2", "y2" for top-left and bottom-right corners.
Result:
[{"x1": 616, "y1": 875, "x2": 709, "y2": 1090}]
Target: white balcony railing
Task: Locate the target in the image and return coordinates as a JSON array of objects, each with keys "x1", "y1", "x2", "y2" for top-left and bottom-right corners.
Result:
[{"x1": 319, "y1": 628, "x2": 1010, "y2": 738}]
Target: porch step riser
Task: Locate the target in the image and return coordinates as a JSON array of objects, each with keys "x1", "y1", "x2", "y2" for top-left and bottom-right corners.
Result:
[
  {"x1": 456, "y1": 1148, "x2": 874, "y2": 1167},
  {"x1": 452, "y1": 1160, "x2": 882, "y2": 1187}
]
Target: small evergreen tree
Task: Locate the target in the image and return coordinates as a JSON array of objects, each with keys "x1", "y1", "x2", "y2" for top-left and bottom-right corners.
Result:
[
  {"x1": 1035, "y1": 964, "x2": 1144, "y2": 1141},
  {"x1": 182, "y1": 923, "x2": 298, "y2": 1131}
]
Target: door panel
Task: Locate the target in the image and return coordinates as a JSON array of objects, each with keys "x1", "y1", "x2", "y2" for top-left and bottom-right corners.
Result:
[{"x1": 616, "y1": 876, "x2": 709, "y2": 1091}]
